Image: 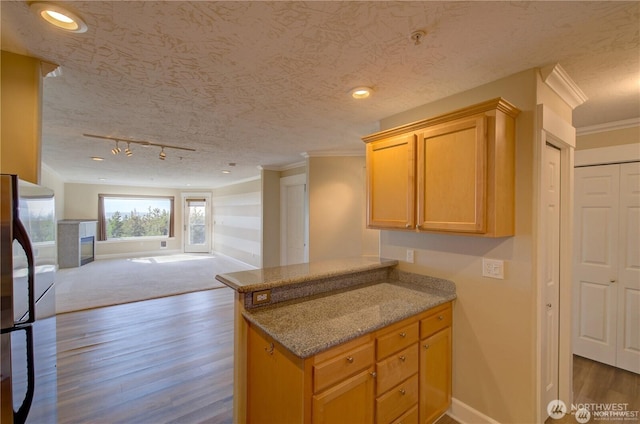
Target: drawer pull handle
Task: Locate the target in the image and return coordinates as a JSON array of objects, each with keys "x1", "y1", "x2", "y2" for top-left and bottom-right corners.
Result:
[
  {"x1": 265, "y1": 343, "x2": 275, "y2": 355},
  {"x1": 399, "y1": 332, "x2": 407, "y2": 338},
  {"x1": 399, "y1": 388, "x2": 406, "y2": 395},
  {"x1": 346, "y1": 356, "x2": 354, "y2": 363},
  {"x1": 438, "y1": 315, "x2": 444, "y2": 320},
  {"x1": 424, "y1": 344, "x2": 430, "y2": 349},
  {"x1": 399, "y1": 355, "x2": 406, "y2": 362}
]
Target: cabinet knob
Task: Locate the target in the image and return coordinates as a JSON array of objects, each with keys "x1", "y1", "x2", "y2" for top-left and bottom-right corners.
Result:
[
  {"x1": 438, "y1": 315, "x2": 444, "y2": 321},
  {"x1": 399, "y1": 355, "x2": 406, "y2": 362},
  {"x1": 423, "y1": 344, "x2": 430, "y2": 349},
  {"x1": 399, "y1": 388, "x2": 406, "y2": 395},
  {"x1": 370, "y1": 371, "x2": 377, "y2": 378},
  {"x1": 405, "y1": 223, "x2": 411, "y2": 229},
  {"x1": 346, "y1": 356, "x2": 354, "y2": 363},
  {"x1": 546, "y1": 303, "x2": 552, "y2": 309},
  {"x1": 415, "y1": 224, "x2": 421, "y2": 230},
  {"x1": 399, "y1": 332, "x2": 406, "y2": 338}
]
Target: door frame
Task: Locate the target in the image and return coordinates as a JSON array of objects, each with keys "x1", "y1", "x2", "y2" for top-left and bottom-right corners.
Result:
[
  {"x1": 181, "y1": 192, "x2": 212, "y2": 253},
  {"x1": 535, "y1": 104, "x2": 576, "y2": 422},
  {"x1": 280, "y1": 174, "x2": 308, "y2": 265}
]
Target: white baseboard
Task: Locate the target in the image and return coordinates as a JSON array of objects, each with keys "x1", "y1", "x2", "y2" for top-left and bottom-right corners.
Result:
[
  {"x1": 95, "y1": 249, "x2": 182, "y2": 261},
  {"x1": 211, "y1": 250, "x2": 258, "y2": 270},
  {"x1": 447, "y1": 398, "x2": 500, "y2": 424}
]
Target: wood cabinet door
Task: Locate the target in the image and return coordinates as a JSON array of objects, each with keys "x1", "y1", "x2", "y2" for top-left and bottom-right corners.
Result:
[
  {"x1": 417, "y1": 115, "x2": 487, "y2": 233},
  {"x1": 366, "y1": 133, "x2": 416, "y2": 229},
  {"x1": 247, "y1": 325, "x2": 305, "y2": 423},
  {"x1": 312, "y1": 367, "x2": 375, "y2": 424},
  {"x1": 419, "y1": 327, "x2": 451, "y2": 424}
]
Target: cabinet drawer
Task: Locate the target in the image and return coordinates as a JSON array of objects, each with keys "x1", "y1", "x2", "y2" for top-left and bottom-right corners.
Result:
[
  {"x1": 377, "y1": 322, "x2": 419, "y2": 360},
  {"x1": 376, "y1": 374, "x2": 419, "y2": 424},
  {"x1": 376, "y1": 344, "x2": 418, "y2": 395},
  {"x1": 420, "y1": 304, "x2": 452, "y2": 339},
  {"x1": 391, "y1": 405, "x2": 418, "y2": 424},
  {"x1": 314, "y1": 342, "x2": 374, "y2": 393}
]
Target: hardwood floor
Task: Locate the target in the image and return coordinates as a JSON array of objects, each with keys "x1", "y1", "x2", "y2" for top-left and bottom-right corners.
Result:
[
  {"x1": 545, "y1": 355, "x2": 640, "y2": 424},
  {"x1": 56, "y1": 289, "x2": 638, "y2": 424},
  {"x1": 56, "y1": 287, "x2": 235, "y2": 424}
]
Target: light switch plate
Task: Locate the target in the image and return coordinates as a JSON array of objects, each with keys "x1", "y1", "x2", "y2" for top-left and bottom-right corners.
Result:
[{"x1": 482, "y1": 258, "x2": 504, "y2": 279}]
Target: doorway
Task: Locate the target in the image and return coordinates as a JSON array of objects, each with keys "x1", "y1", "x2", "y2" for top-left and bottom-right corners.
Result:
[
  {"x1": 536, "y1": 104, "x2": 575, "y2": 422},
  {"x1": 541, "y1": 142, "x2": 561, "y2": 411},
  {"x1": 573, "y1": 146, "x2": 640, "y2": 375},
  {"x1": 183, "y1": 194, "x2": 211, "y2": 253},
  {"x1": 280, "y1": 174, "x2": 307, "y2": 265}
]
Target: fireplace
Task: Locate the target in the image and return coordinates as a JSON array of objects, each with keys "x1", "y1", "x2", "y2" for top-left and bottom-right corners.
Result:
[{"x1": 80, "y1": 236, "x2": 95, "y2": 266}]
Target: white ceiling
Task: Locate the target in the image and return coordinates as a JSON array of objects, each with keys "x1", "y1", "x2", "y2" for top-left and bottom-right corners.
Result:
[{"x1": 2, "y1": 1, "x2": 639, "y2": 189}]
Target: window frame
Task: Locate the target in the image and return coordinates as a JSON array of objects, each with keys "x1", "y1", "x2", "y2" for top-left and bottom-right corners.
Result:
[{"x1": 98, "y1": 194, "x2": 175, "y2": 241}]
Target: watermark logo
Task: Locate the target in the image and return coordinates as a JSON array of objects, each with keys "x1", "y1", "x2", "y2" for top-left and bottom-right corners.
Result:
[
  {"x1": 575, "y1": 407, "x2": 591, "y2": 424},
  {"x1": 548, "y1": 400, "x2": 639, "y2": 422},
  {"x1": 548, "y1": 400, "x2": 568, "y2": 420}
]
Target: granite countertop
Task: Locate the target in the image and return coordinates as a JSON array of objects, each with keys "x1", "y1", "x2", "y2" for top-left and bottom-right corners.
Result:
[
  {"x1": 242, "y1": 276, "x2": 456, "y2": 359},
  {"x1": 216, "y1": 256, "x2": 398, "y2": 293}
]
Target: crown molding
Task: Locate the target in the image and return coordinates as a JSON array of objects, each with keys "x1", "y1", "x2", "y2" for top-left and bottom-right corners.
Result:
[
  {"x1": 577, "y1": 117, "x2": 640, "y2": 136},
  {"x1": 301, "y1": 149, "x2": 365, "y2": 158},
  {"x1": 259, "y1": 160, "x2": 306, "y2": 172},
  {"x1": 539, "y1": 63, "x2": 588, "y2": 109}
]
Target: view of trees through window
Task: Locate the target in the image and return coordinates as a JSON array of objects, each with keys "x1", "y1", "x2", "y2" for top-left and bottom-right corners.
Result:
[{"x1": 104, "y1": 197, "x2": 172, "y2": 239}]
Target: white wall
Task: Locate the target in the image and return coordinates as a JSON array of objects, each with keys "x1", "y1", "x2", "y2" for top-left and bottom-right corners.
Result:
[
  {"x1": 64, "y1": 182, "x2": 185, "y2": 258},
  {"x1": 212, "y1": 178, "x2": 262, "y2": 268},
  {"x1": 307, "y1": 155, "x2": 379, "y2": 261}
]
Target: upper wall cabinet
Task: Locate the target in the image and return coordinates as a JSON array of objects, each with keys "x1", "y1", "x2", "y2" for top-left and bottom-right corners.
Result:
[{"x1": 362, "y1": 98, "x2": 520, "y2": 237}]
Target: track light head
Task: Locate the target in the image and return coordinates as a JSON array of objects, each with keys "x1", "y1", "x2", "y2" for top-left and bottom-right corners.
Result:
[
  {"x1": 125, "y1": 142, "x2": 133, "y2": 157},
  {"x1": 159, "y1": 147, "x2": 166, "y2": 160},
  {"x1": 111, "y1": 141, "x2": 121, "y2": 155}
]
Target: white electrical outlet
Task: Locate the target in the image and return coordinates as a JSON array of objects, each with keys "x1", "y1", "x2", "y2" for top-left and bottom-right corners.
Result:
[
  {"x1": 482, "y1": 258, "x2": 504, "y2": 279},
  {"x1": 406, "y1": 249, "x2": 415, "y2": 263}
]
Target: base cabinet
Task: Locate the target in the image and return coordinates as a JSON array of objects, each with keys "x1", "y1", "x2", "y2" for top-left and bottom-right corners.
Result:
[
  {"x1": 420, "y1": 304, "x2": 453, "y2": 424},
  {"x1": 246, "y1": 302, "x2": 452, "y2": 424}
]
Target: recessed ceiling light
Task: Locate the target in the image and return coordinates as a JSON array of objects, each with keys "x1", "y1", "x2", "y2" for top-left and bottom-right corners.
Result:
[
  {"x1": 91, "y1": 156, "x2": 104, "y2": 161},
  {"x1": 350, "y1": 86, "x2": 373, "y2": 99},
  {"x1": 222, "y1": 170, "x2": 231, "y2": 174},
  {"x1": 30, "y1": 2, "x2": 88, "y2": 33}
]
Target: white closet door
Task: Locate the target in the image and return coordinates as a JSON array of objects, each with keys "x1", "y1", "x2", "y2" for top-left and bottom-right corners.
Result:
[
  {"x1": 542, "y1": 144, "x2": 561, "y2": 407},
  {"x1": 573, "y1": 164, "x2": 619, "y2": 365},
  {"x1": 616, "y1": 162, "x2": 640, "y2": 374}
]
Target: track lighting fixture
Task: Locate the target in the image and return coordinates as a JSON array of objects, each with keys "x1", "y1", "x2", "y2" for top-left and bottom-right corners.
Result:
[{"x1": 84, "y1": 133, "x2": 195, "y2": 162}]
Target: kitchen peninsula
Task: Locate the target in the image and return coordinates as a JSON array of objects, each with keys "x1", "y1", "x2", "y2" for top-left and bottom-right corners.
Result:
[{"x1": 216, "y1": 257, "x2": 457, "y2": 424}]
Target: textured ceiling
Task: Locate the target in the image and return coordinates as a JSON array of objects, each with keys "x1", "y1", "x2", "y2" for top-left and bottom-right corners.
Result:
[{"x1": 1, "y1": 1, "x2": 639, "y2": 189}]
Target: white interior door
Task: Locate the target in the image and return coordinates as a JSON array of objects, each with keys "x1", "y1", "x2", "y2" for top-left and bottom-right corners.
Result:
[
  {"x1": 542, "y1": 143, "x2": 561, "y2": 408},
  {"x1": 573, "y1": 164, "x2": 619, "y2": 365},
  {"x1": 184, "y1": 197, "x2": 210, "y2": 253},
  {"x1": 280, "y1": 174, "x2": 307, "y2": 266},
  {"x1": 616, "y1": 162, "x2": 640, "y2": 373}
]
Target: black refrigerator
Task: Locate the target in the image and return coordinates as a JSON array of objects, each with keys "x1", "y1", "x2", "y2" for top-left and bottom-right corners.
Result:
[{"x1": 1, "y1": 174, "x2": 57, "y2": 423}]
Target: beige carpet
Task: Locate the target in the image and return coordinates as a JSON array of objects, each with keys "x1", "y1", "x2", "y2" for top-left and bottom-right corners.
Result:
[{"x1": 55, "y1": 253, "x2": 253, "y2": 314}]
